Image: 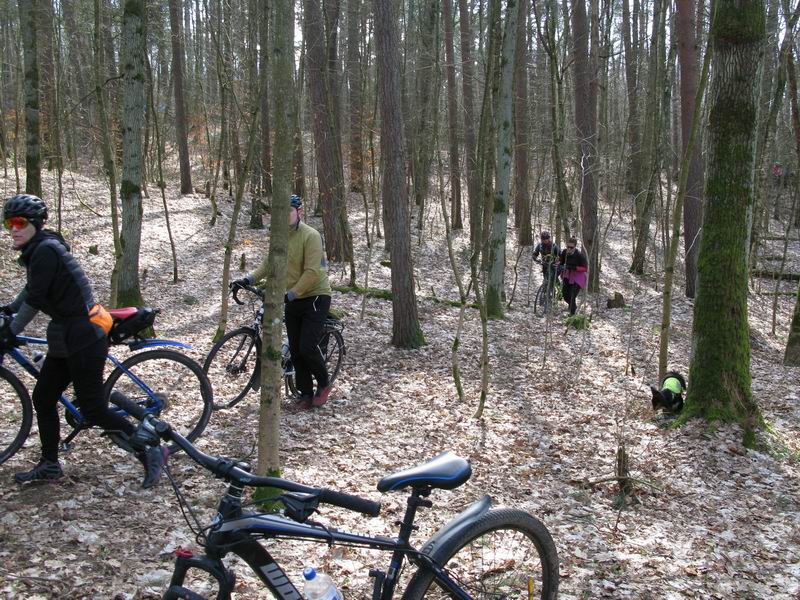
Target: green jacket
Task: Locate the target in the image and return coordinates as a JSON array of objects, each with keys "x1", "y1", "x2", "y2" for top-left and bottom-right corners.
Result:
[{"x1": 252, "y1": 221, "x2": 331, "y2": 298}]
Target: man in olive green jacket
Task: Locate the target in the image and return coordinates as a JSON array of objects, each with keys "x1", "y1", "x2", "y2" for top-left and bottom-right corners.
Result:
[{"x1": 233, "y1": 195, "x2": 333, "y2": 408}]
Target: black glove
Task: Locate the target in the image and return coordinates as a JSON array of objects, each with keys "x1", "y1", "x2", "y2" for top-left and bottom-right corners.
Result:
[
  {"x1": 230, "y1": 276, "x2": 251, "y2": 291},
  {"x1": 0, "y1": 305, "x2": 12, "y2": 317},
  {"x1": 0, "y1": 324, "x2": 19, "y2": 353}
]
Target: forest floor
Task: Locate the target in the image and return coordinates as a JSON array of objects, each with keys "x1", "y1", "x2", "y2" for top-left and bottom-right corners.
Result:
[{"x1": 0, "y1": 170, "x2": 799, "y2": 599}]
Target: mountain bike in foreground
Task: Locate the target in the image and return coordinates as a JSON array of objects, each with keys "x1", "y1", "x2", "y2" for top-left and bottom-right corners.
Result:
[
  {"x1": 203, "y1": 284, "x2": 345, "y2": 409},
  {"x1": 116, "y1": 396, "x2": 559, "y2": 599},
  {"x1": 0, "y1": 308, "x2": 213, "y2": 463}
]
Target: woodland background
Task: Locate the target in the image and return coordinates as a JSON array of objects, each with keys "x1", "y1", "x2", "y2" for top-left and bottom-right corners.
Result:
[{"x1": 0, "y1": 0, "x2": 799, "y2": 598}]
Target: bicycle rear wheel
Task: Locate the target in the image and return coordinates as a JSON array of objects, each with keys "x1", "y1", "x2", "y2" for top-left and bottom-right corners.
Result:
[
  {"x1": 104, "y1": 350, "x2": 213, "y2": 452},
  {"x1": 203, "y1": 327, "x2": 260, "y2": 409},
  {"x1": 402, "y1": 508, "x2": 559, "y2": 600},
  {"x1": 0, "y1": 366, "x2": 33, "y2": 465},
  {"x1": 285, "y1": 327, "x2": 345, "y2": 397}
]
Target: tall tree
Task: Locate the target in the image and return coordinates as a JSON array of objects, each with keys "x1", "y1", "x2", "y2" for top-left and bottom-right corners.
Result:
[
  {"x1": 169, "y1": 0, "x2": 193, "y2": 194},
  {"x1": 94, "y1": 0, "x2": 122, "y2": 305},
  {"x1": 259, "y1": 2, "x2": 273, "y2": 197},
  {"x1": 374, "y1": 0, "x2": 424, "y2": 348},
  {"x1": 486, "y1": 0, "x2": 517, "y2": 319},
  {"x1": 630, "y1": 0, "x2": 666, "y2": 274},
  {"x1": 685, "y1": 0, "x2": 765, "y2": 431},
  {"x1": 303, "y1": 0, "x2": 353, "y2": 264},
  {"x1": 346, "y1": 0, "x2": 365, "y2": 192},
  {"x1": 458, "y1": 0, "x2": 480, "y2": 247},
  {"x1": 18, "y1": 0, "x2": 42, "y2": 196},
  {"x1": 442, "y1": 0, "x2": 462, "y2": 230},
  {"x1": 117, "y1": 0, "x2": 147, "y2": 308},
  {"x1": 256, "y1": 0, "x2": 294, "y2": 480},
  {"x1": 411, "y1": 0, "x2": 440, "y2": 228},
  {"x1": 677, "y1": 0, "x2": 704, "y2": 297},
  {"x1": 513, "y1": 0, "x2": 532, "y2": 245},
  {"x1": 621, "y1": 0, "x2": 642, "y2": 214},
  {"x1": 571, "y1": 0, "x2": 599, "y2": 290}
]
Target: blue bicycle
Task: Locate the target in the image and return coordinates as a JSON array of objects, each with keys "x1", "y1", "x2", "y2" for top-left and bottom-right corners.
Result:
[{"x1": 0, "y1": 308, "x2": 213, "y2": 464}]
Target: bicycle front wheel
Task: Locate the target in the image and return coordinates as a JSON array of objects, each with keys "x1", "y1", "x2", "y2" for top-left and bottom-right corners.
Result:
[
  {"x1": 533, "y1": 283, "x2": 550, "y2": 318},
  {"x1": 0, "y1": 366, "x2": 33, "y2": 465},
  {"x1": 105, "y1": 350, "x2": 213, "y2": 451},
  {"x1": 402, "y1": 508, "x2": 559, "y2": 600},
  {"x1": 203, "y1": 327, "x2": 260, "y2": 409}
]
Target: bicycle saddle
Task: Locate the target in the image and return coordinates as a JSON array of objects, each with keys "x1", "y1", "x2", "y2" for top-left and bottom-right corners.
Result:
[
  {"x1": 377, "y1": 452, "x2": 471, "y2": 493},
  {"x1": 109, "y1": 307, "x2": 139, "y2": 320}
]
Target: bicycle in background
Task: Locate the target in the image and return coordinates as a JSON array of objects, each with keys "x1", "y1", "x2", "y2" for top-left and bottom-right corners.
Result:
[
  {"x1": 533, "y1": 260, "x2": 562, "y2": 318},
  {"x1": 0, "y1": 308, "x2": 213, "y2": 463},
  {"x1": 114, "y1": 396, "x2": 560, "y2": 599},
  {"x1": 203, "y1": 284, "x2": 345, "y2": 410}
]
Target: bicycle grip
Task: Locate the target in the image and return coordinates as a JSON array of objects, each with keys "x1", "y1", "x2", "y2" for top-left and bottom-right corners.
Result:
[
  {"x1": 109, "y1": 391, "x2": 147, "y2": 421},
  {"x1": 318, "y1": 488, "x2": 381, "y2": 517}
]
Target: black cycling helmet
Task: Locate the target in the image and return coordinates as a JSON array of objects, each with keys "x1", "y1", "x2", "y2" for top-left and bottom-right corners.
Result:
[
  {"x1": 540, "y1": 230, "x2": 551, "y2": 240},
  {"x1": 3, "y1": 194, "x2": 48, "y2": 229},
  {"x1": 290, "y1": 194, "x2": 303, "y2": 208}
]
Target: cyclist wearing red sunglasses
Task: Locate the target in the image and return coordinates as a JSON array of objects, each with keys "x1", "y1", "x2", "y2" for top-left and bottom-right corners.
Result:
[{"x1": 1, "y1": 194, "x2": 165, "y2": 487}]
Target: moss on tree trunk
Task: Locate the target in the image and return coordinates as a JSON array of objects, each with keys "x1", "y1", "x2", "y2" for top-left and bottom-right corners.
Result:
[{"x1": 683, "y1": 0, "x2": 765, "y2": 430}]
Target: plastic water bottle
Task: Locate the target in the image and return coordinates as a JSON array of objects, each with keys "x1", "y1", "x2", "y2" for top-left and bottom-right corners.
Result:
[
  {"x1": 302, "y1": 567, "x2": 343, "y2": 600},
  {"x1": 32, "y1": 352, "x2": 45, "y2": 371}
]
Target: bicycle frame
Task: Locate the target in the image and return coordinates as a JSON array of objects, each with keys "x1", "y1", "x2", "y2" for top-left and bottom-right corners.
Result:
[
  {"x1": 2, "y1": 335, "x2": 194, "y2": 446},
  {"x1": 167, "y1": 484, "x2": 484, "y2": 600}
]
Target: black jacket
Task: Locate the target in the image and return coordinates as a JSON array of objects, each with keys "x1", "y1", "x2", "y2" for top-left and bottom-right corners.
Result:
[
  {"x1": 558, "y1": 247, "x2": 588, "y2": 270},
  {"x1": 14, "y1": 230, "x2": 104, "y2": 356}
]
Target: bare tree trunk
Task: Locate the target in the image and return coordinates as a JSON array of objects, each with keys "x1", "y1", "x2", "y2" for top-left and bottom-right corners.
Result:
[
  {"x1": 94, "y1": 0, "x2": 122, "y2": 305},
  {"x1": 346, "y1": 0, "x2": 365, "y2": 192},
  {"x1": 486, "y1": 0, "x2": 517, "y2": 319},
  {"x1": 303, "y1": 0, "x2": 353, "y2": 263},
  {"x1": 169, "y1": 0, "x2": 193, "y2": 194},
  {"x1": 117, "y1": 0, "x2": 147, "y2": 308},
  {"x1": 411, "y1": 0, "x2": 440, "y2": 230},
  {"x1": 572, "y1": 0, "x2": 600, "y2": 290},
  {"x1": 18, "y1": 0, "x2": 42, "y2": 196},
  {"x1": 255, "y1": 0, "x2": 294, "y2": 481},
  {"x1": 374, "y1": 0, "x2": 424, "y2": 348},
  {"x1": 458, "y1": 0, "x2": 480, "y2": 248},
  {"x1": 513, "y1": 0, "x2": 532, "y2": 245},
  {"x1": 442, "y1": 0, "x2": 463, "y2": 230},
  {"x1": 259, "y1": 0, "x2": 273, "y2": 197},
  {"x1": 677, "y1": 0, "x2": 705, "y2": 298}
]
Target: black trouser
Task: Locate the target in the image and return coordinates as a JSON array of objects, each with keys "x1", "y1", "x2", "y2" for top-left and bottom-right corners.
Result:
[
  {"x1": 32, "y1": 335, "x2": 134, "y2": 461},
  {"x1": 284, "y1": 295, "x2": 331, "y2": 397},
  {"x1": 562, "y1": 282, "x2": 581, "y2": 315}
]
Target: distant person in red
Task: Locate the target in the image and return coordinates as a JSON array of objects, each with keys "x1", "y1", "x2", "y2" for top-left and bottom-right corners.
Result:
[{"x1": 557, "y1": 238, "x2": 588, "y2": 316}]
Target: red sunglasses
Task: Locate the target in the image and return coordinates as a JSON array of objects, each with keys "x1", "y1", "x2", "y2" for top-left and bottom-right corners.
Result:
[{"x1": 3, "y1": 216, "x2": 30, "y2": 230}]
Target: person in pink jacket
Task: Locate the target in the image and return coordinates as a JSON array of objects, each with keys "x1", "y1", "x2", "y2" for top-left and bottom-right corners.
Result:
[{"x1": 557, "y1": 238, "x2": 588, "y2": 315}]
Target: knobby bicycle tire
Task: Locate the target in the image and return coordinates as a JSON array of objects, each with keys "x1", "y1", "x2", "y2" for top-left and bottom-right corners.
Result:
[
  {"x1": 203, "y1": 327, "x2": 260, "y2": 409},
  {"x1": 0, "y1": 366, "x2": 34, "y2": 466},
  {"x1": 285, "y1": 327, "x2": 345, "y2": 397},
  {"x1": 533, "y1": 281, "x2": 557, "y2": 318},
  {"x1": 402, "y1": 508, "x2": 559, "y2": 600},
  {"x1": 104, "y1": 349, "x2": 213, "y2": 453}
]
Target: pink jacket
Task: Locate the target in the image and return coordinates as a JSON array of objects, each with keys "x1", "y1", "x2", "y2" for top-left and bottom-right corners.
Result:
[{"x1": 561, "y1": 266, "x2": 588, "y2": 289}]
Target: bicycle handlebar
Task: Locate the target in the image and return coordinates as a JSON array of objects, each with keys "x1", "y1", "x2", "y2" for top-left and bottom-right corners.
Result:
[
  {"x1": 231, "y1": 283, "x2": 265, "y2": 306},
  {"x1": 115, "y1": 394, "x2": 381, "y2": 518}
]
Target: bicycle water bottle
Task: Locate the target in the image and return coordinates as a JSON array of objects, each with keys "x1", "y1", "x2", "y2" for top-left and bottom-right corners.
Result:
[
  {"x1": 32, "y1": 352, "x2": 45, "y2": 371},
  {"x1": 302, "y1": 567, "x2": 343, "y2": 600}
]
